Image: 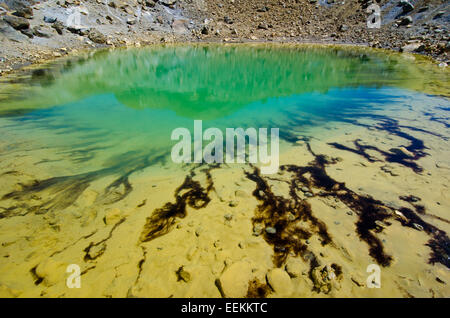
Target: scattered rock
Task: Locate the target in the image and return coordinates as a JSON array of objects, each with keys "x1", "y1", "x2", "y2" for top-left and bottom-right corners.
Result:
[
  {"x1": 413, "y1": 223, "x2": 424, "y2": 231},
  {"x1": 224, "y1": 213, "x2": 233, "y2": 221},
  {"x1": 88, "y1": 28, "x2": 107, "y2": 44}
]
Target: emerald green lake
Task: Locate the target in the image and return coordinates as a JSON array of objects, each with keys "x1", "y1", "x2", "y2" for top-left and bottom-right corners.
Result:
[{"x1": 0, "y1": 44, "x2": 448, "y2": 174}]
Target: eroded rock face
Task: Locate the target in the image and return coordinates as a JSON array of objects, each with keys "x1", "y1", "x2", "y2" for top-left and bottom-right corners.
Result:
[
  {"x1": 266, "y1": 268, "x2": 293, "y2": 296},
  {"x1": 218, "y1": 261, "x2": 252, "y2": 297}
]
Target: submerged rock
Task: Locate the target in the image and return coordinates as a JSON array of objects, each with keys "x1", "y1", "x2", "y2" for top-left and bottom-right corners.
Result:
[
  {"x1": 266, "y1": 268, "x2": 293, "y2": 296},
  {"x1": 265, "y1": 226, "x2": 276, "y2": 234},
  {"x1": 219, "y1": 262, "x2": 252, "y2": 297},
  {"x1": 35, "y1": 259, "x2": 67, "y2": 287},
  {"x1": 176, "y1": 266, "x2": 191, "y2": 282}
]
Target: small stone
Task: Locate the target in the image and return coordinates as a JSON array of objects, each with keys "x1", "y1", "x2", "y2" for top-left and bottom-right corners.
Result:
[
  {"x1": 301, "y1": 187, "x2": 310, "y2": 192},
  {"x1": 346, "y1": 211, "x2": 353, "y2": 216},
  {"x1": 400, "y1": 42, "x2": 424, "y2": 53},
  {"x1": 258, "y1": 22, "x2": 268, "y2": 30},
  {"x1": 253, "y1": 224, "x2": 263, "y2": 236},
  {"x1": 235, "y1": 190, "x2": 249, "y2": 198},
  {"x1": 33, "y1": 27, "x2": 52, "y2": 38},
  {"x1": 224, "y1": 16, "x2": 233, "y2": 24},
  {"x1": 228, "y1": 200, "x2": 238, "y2": 207},
  {"x1": 43, "y1": 16, "x2": 57, "y2": 24},
  {"x1": 265, "y1": 226, "x2": 276, "y2": 234},
  {"x1": 105, "y1": 208, "x2": 121, "y2": 225},
  {"x1": 224, "y1": 213, "x2": 233, "y2": 221},
  {"x1": 88, "y1": 28, "x2": 106, "y2": 44},
  {"x1": 51, "y1": 21, "x2": 64, "y2": 35},
  {"x1": 339, "y1": 24, "x2": 348, "y2": 32},
  {"x1": 127, "y1": 17, "x2": 136, "y2": 25},
  {"x1": 413, "y1": 223, "x2": 424, "y2": 231},
  {"x1": 304, "y1": 192, "x2": 313, "y2": 197}
]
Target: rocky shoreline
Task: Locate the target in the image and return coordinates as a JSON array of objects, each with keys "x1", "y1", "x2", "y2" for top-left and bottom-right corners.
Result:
[{"x1": 0, "y1": 0, "x2": 448, "y2": 76}]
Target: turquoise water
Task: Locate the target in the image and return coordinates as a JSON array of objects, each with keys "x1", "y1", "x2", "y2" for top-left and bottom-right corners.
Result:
[{"x1": 0, "y1": 45, "x2": 449, "y2": 173}]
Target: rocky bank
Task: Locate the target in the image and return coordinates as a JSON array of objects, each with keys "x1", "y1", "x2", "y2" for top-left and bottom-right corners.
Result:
[{"x1": 0, "y1": 0, "x2": 449, "y2": 75}]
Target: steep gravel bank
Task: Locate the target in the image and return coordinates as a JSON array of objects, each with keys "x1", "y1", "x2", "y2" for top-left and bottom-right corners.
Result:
[{"x1": 0, "y1": 0, "x2": 448, "y2": 75}]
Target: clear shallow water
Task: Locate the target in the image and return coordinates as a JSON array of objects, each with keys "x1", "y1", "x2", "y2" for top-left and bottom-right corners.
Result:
[{"x1": 0, "y1": 44, "x2": 449, "y2": 174}]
